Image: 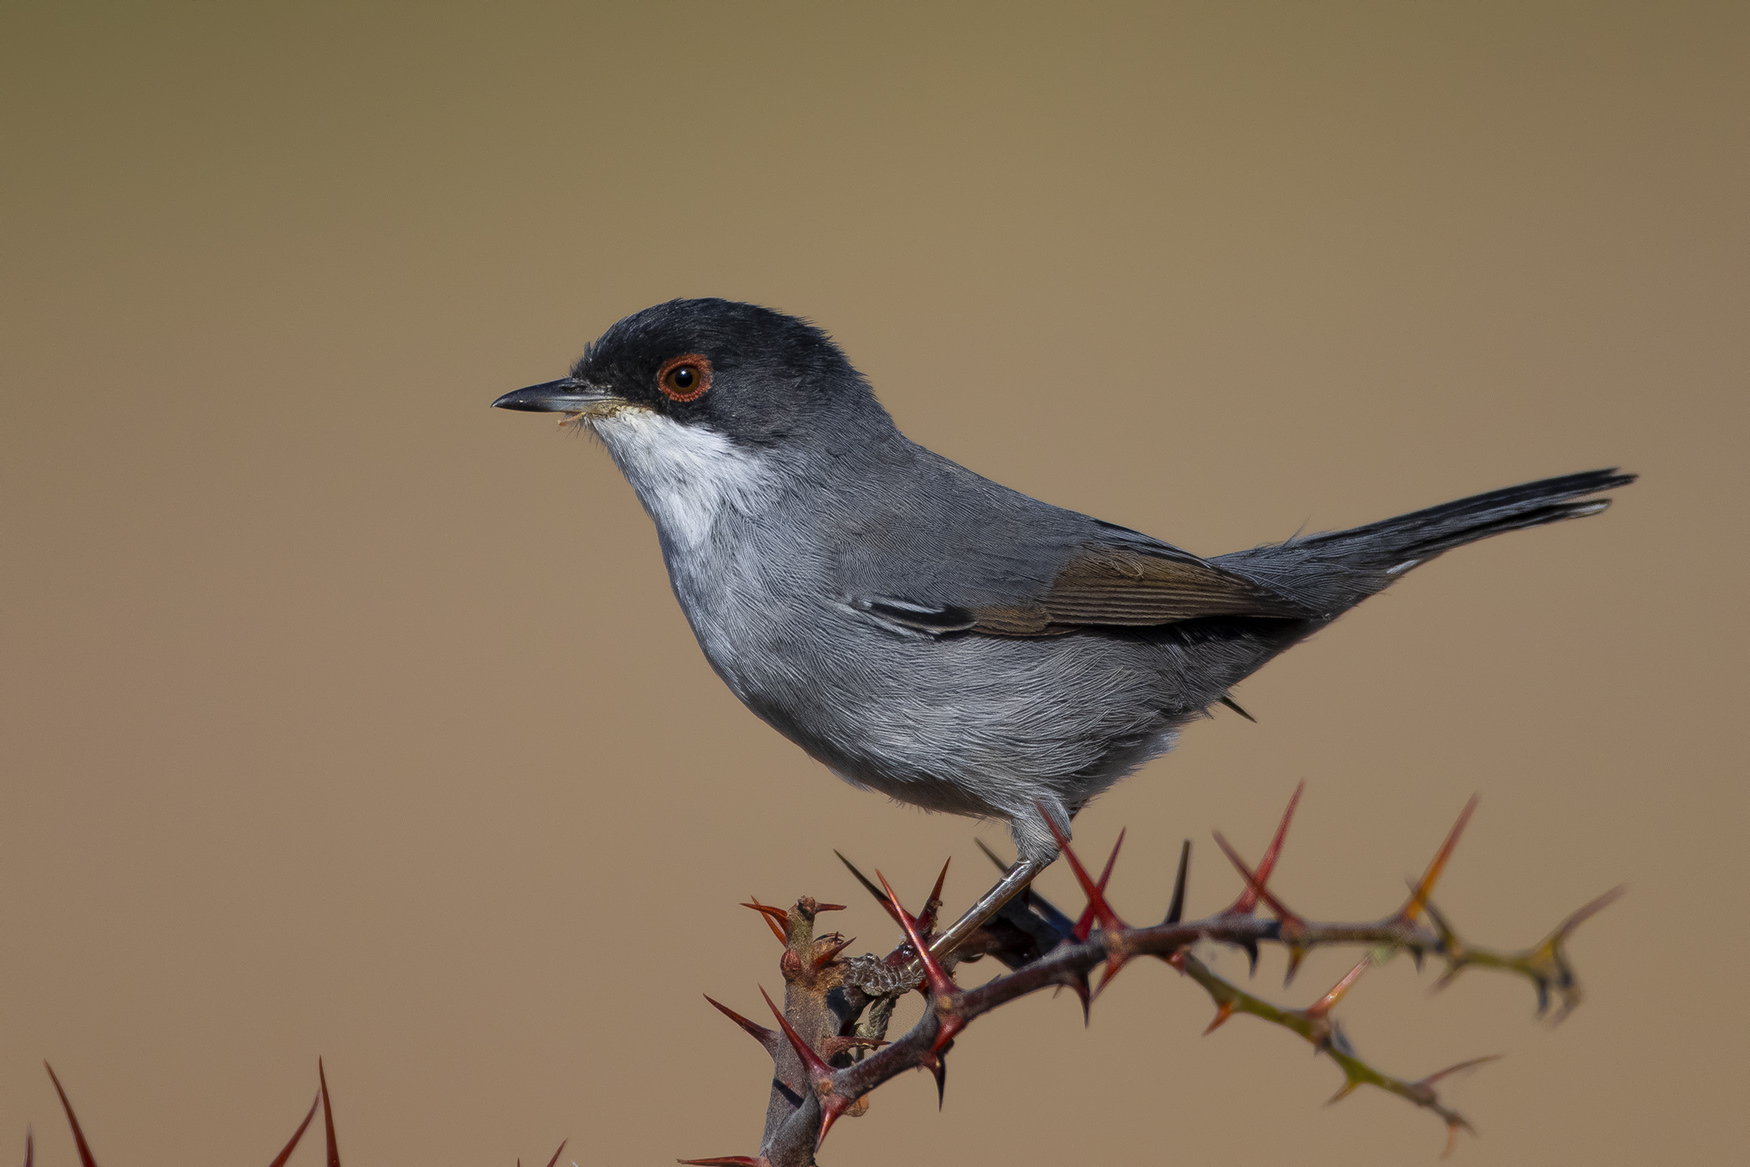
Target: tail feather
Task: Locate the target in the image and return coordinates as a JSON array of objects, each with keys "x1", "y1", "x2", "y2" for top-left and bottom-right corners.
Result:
[{"x1": 1217, "y1": 468, "x2": 1635, "y2": 617}]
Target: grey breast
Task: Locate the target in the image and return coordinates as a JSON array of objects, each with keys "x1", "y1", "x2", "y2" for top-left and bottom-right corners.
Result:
[{"x1": 659, "y1": 436, "x2": 1190, "y2": 828}]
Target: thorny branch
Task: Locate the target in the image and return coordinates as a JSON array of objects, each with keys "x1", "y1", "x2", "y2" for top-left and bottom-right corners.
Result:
[
  {"x1": 26, "y1": 1059, "x2": 571, "y2": 1167},
  {"x1": 683, "y1": 786, "x2": 1621, "y2": 1167}
]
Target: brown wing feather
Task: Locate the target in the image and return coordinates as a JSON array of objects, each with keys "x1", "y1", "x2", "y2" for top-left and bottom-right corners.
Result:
[{"x1": 970, "y1": 546, "x2": 1307, "y2": 637}]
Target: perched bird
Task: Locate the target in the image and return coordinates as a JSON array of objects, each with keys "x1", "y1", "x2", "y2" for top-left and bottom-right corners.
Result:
[{"x1": 494, "y1": 298, "x2": 1632, "y2": 952}]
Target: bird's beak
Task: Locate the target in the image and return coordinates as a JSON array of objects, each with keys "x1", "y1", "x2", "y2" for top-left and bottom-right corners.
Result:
[{"x1": 491, "y1": 377, "x2": 626, "y2": 415}]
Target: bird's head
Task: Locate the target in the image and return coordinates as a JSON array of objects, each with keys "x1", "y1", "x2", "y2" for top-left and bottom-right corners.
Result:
[{"x1": 492, "y1": 298, "x2": 889, "y2": 452}]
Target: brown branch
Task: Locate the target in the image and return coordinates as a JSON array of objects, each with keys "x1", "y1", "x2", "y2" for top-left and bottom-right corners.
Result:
[{"x1": 684, "y1": 791, "x2": 1620, "y2": 1167}]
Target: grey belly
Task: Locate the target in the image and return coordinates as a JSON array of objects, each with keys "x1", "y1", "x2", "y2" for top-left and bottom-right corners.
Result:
[{"x1": 685, "y1": 584, "x2": 1187, "y2": 823}]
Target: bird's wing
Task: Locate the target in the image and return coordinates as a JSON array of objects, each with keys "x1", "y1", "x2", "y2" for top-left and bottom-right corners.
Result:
[{"x1": 851, "y1": 535, "x2": 1310, "y2": 638}]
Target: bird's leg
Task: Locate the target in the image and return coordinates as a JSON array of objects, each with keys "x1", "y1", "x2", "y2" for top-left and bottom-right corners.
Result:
[{"x1": 926, "y1": 856, "x2": 1049, "y2": 960}]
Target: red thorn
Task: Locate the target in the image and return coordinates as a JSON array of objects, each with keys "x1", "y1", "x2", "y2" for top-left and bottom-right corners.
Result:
[
  {"x1": 43, "y1": 1064, "x2": 97, "y2": 1167},
  {"x1": 875, "y1": 870, "x2": 965, "y2": 1054},
  {"x1": 917, "y1": 858, "x2": 953, "y2": 934},
  {"x1": 1038, "y1": 808, "x2": 1128, "y2": 934},
  {"x1": 318, "y1": 1058, "x2": 341, "y2": 1167},
  {"x1": 1442, "y1": 1122, "x2": 1462, "y2": 1159},
  {"x1": 1088, "y1": 834, "x2": 1131, "y2": 995},
  {"x1": 1223, "y1": 781, "x2": 1303, "y2": 916},
  {"x1": 1304, "y1": 956, "x2": 1372, "y2": 1020},
  {"x1": 741, "y1": 898, "x2": 790, "y2": 945},
  {"x1": 1553, "y1": 885, "x2": 1627, "y2": 941},
  {"x1": 1420, "y1": 1054, "x2": 1501, "y2": 1088},
  {"x1": 1202, "y1": 1000, "x2": 1236, "y2": 1035},
  {"x1": 1396, "y1": 796, "x2": 1477, "y2": 925},
  {"x1": 704, "y1": 995, "x2": 781, "y2": 1054},
  {"x1": 1072, "y1": 829, "x2": 1126, "y2": 942},
  {"x1": 1038, "y1": 809, "x2": 1135, "y2": 987},
  {"x1": 268, "y1": 1093, "x2": 321, "y2": 1167},
  {"x1": 812, "y1": 935, "x2": 857, "y2": 969},
  {"x1": 1212, "y1": 830, "x2": 1305, "y2": 932},
  {"x1": 875, "y1": 871, "x2": 956, "y2": 1000},
  {"x1": 543, "y1": 1141, "x2": 569, "y2": 1167},
  {"x1": 815, "y1": 1095, "x2": 853, "y2": 1145},
  {"x1": 757, "y1": 986, "x2": 853, "y2": 1146},
  {"x1": 758, "y1": 986, "x2": 833, "y2": 1080},
  {"x1": 1326, "y1": 1078, "x2": 1361, "y2": 1105},
  {"x1": 813, "y1": 903, "x2": 848, "y2": 913}
]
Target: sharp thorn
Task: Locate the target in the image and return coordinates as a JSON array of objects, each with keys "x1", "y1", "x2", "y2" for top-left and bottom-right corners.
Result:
[
  {"x1": 1442, "y1": 1121, "x2": 1462, "y2": 1159},
  {"x1": 1551, "y1": 885, "x2": 1627, "y2": 942},
  {"x1": 740, "y1": 898, "x2": 790, "y2": 944},
  {"x1": 1213, "y1": 830, "x2": 1302, "y2": 929},
  {"x1": 1036, "y1": 804, "x2": 1127, "y2": 933},
  {"x1": 1073, "y1": 829, "x2": 1126, "y2": 942},
  {"x1": 928, "y1": 858, "x2": 951, "y2": 907},
  {"x1": 757, "y1": 986, "x2": 832, "y2": 1079},
  {"x1": 318, "y1": 1057, "x2": 340, "y2": 1167},
  {"x1": 877, "y1": 868, "x2": 969, "y2": 1059},
  {"x1": 975, "y1": 838, "x2": 1011, "y2": 873},
  {"x1": 1219, "y1": 781, "x2": 1303, "y2": 916},
  {"x1": 1094, "y1": 956, "x2": 1130, "y2": 998},
  {"x1": 1283, "y1": 945, "x2": 1308, "y2": 987},
  {"x1": 704, "y1": 995, "x2": 781, "y2": 1054},
  {"x1": 43, "y1": 1063, "x2": 98, "y2": 1167},
  {"x1": 874, "y1": 870, "x2": 957, "y2": 1005},
  {"x1": 1305, "y1": 956, "x2": 1372, "y2": 1019},
  {"x1": 918, "y1": 857, "x2": 952, "y2": 934},
  {"x1": 1326, "y1": 1078, "x2": 1361, "y2": 1105},
  {"x1": 1203, "y1": 1000, "x2": 1236, "y2": 1034},
  {"x1": 1219, "y1": 694, "x2": 1257, "y2": 722},
  {"x1": 812, "y1": 935, "x2": 857, "y2": 969},
  {"x1": 1420, "y1": 1054, "x2": 1502, "y2": 1087},
  {"x1": 1165, "y1": 839, "x2": 1191, "y2": 925},
  {"x1": 816, "y1": 1095, "x2": 852, "y2": 1149},
  {"x1": 543, "y1": 1141, "x2": 569, "y2": 1167},
  {"x1": 267, "y1": 1092, "x2": 321, "y2": 1167},
  {"x1": 834, "y1": 851, "x2": 903, "y2": 926},
  {"x1": 1397, "y1": 795, "x2": 1478, "y2": 925}
]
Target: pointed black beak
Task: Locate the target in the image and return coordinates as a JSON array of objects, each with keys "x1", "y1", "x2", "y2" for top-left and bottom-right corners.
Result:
[{"x1": 491, "y1": 377, "x2": 620, "y2": 413}]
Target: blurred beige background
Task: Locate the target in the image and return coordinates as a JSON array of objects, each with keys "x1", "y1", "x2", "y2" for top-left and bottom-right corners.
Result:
[{"x1": 2, "y1": 3, "x2": 1745, "y2": 1164}]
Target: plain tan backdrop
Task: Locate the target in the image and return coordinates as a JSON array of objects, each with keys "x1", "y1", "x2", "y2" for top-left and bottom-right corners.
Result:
[{"x1": 2, "y1": 3, "x2": 1744, "y2": 1164}]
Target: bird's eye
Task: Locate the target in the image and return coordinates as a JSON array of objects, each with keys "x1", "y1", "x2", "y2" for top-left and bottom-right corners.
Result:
[{"x1": 657, "y1": 354, "x2": 712, "y2": 402}]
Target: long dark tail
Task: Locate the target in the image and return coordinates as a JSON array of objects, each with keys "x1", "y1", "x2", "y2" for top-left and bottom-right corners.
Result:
[{"x1": 1216, "y1": 468, "x2": 1635, "y2": 618}]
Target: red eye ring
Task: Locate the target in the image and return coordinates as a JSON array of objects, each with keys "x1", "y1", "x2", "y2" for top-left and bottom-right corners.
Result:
[{"x1": 657, "y1": 353, "x2": 712, "y2": 402}]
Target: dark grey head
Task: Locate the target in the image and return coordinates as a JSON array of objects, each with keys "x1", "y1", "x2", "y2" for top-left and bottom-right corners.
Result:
[{"x1": 492, "y1": 298, "x2": 892, "y2": 449}]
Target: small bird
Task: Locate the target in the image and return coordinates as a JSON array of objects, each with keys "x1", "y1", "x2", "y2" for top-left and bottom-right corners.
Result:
[{"x1": 494, "y1": 298, "x2": 1632, "y2": 952}]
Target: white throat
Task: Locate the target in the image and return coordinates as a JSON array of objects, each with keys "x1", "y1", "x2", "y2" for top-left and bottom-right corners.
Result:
[{"x1": 588, "y1": 408, "x2": 774, "y2": 550}]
